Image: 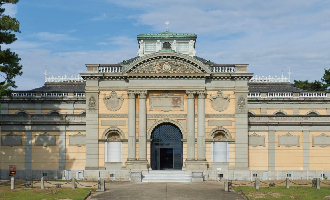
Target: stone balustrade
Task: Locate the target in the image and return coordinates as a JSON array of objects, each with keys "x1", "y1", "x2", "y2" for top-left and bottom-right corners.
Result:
[
  {"x1": 267, "y1": 92, "x2": 293, "y2": 97},
  {"x1": 211, "y1": 66, "x2": 236, "y2": 73},
  {"x1": 248, "y1": 93, "x2": 261, "y2": 97},
  {"x1": 299, "y1": 92, "x2": 327, "y2": 97},
  {"x1": 98, "y1": 66, "x2": 122, "y2": 73}
]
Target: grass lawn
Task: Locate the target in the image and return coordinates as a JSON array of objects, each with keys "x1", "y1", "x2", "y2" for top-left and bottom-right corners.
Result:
[
  {"x1": 0, "y1": 181, "x2": 96, "y2": 200},
  {"x1": 234, "y1": 186, "x2": 330, "y2": 200}
]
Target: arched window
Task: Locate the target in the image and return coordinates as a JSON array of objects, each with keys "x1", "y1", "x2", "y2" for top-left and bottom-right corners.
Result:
[
  {"x1": 306, "y1": 110, "x2": 320, "y2": 115},
  {"x1": 213, "y1": 131, "x2": 228, "y2": 141},
  {"x1": 105, "y1": 130, "x2": 122, "y2": 163},
  {"x1": 15, "y1": 110, "x2": 29, "y2": 115},
  {"x1": 273, "y1": 110, "x2": 287, "y2": 116},
  {"x1": 48, "y1": 110, "x2": 61, "y2": 115}
]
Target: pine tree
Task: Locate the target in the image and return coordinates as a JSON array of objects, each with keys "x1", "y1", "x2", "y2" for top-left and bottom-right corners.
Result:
[{"x1": 0, "y1": 0, "x2": 22, "y2": 96}]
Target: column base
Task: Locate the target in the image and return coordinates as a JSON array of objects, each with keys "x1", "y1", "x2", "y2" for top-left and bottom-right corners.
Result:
[
  {"x1": 185, "y1": 160, "x2": 208, "y2": 170},
  {"x1": 125, "y1": 160, "x2": 149, "y2": 170}
]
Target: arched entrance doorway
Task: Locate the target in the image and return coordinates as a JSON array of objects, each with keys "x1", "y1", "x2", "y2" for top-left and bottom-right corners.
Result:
[{"x1": 151, "y1": 123, "x2": 183, "y2": 170}]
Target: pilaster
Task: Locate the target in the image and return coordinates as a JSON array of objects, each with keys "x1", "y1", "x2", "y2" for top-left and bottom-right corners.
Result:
[
  {"x1": 197, "y1": 90, "x2": 206, "y2": 161},
  {"x1": 303, "y1": 130, "x2": 309, "y2": 170},
  {"x1": 25, "y1": 131, "x2": 32, "y2": 171},
  {"x1": 127, "y1": 90, "x2": 136, "y2": 161},
  {"x1": 185, "y1": 90, "x2": 196, "y2": 161},
  {"x1": 268, "y1": 131, "x2": 275, "y2": 171},
  {"x1": 138, "y1": 90, "x2": 148, "y2": 163},
  {"x1": 59, "y1": 131, "x2": 66, "y2": 170},
  {"x1": 234, "y1": 90, "x2": 249, "y2": 170},
  {"x1": 85, "y1": 79, "x2": 99, "y2": 170}
]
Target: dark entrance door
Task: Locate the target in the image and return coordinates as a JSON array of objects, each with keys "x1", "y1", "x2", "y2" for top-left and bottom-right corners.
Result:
[{"x1": 151, "y1": 123, "x2": 182, "y2": 170}]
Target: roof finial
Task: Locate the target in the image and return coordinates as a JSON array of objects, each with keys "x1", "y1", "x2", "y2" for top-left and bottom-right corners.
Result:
[
  {"x1": 165, "y1": 18, "x2": 169, "y2": 32},
  {"x1": 288, "y1": 65, "x2": 291, "y2": 82}
]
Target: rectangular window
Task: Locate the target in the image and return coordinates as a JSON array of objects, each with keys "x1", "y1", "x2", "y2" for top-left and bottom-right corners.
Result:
[
  {"x1": 287, "y1": 174, "x2": 291, "y2": 178},
  {"x1": 211, "y1": 142, "x2": 229, "y2": 162},
  {"x1": 253, "y1": 174, "x2": 258, "y2": 177},
  {"x1": 145, "y1": 43, "x2": 156, "y2": 53},
  {"x1": 105, "y1": 142, "x2": 122, "y2": 162},
  {"x1": 177, "y1": 42, "x2": 189, "y2": 53},
  {"x1": 43, "y1": 173, "x2": 48, "y2": 177}
]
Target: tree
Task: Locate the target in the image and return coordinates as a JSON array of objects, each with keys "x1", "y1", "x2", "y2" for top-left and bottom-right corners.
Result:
[
  {"x1": 0, "y1": 0, "x2": 22, "y2": 97},
  {"x1": 292, "y1": 69, "x2": 330, "y2": 91}
]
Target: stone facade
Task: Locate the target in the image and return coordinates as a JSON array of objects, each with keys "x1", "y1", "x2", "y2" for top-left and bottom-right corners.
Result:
[{"x1": 1, "y1": 32, "x2": 330, "y2": 180}]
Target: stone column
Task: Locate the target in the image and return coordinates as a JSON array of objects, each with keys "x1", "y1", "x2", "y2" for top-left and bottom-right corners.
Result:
[
  {"x1": 197, "y1": 90, "x2": 206, "y2": 161},
  {"x1": 41, "y1": 177, "x2": 44, "y2": 189},
  {"x1": 186, "y1": 90, "x2": 196, "y2": 161},
  {"x1": 127, "y1": 90, "x2": 136, "y2": 161},
  {"x1": 138, "y1": 90, "x2": 147, "y2": 161}
]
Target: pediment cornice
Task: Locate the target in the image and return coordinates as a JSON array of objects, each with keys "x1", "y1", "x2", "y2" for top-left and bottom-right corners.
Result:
[{"x1": 123, "y1": 52, "x2": 212, "y2": 74}]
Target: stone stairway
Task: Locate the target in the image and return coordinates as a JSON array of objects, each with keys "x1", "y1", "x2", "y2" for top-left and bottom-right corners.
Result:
[{"x1": 142, "y1": 170, "x2": 192, "y2": 182}]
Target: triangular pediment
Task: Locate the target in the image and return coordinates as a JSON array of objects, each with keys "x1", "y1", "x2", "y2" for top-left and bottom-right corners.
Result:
[{"x1": 123, "y1": 52, "x2": 211, "y2": 74}]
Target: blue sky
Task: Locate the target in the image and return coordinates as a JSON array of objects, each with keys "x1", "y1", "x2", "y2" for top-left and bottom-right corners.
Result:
[{"x1": 2, "y1": 0, "x2": 330, "y2": 90}]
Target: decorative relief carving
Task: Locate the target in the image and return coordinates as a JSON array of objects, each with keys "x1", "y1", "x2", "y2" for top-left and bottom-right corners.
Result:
[
  {"x1": 186, "y1": 90, "x2": 196, "y2": 99},
  {"x1": 103, "y1": 91, "x2": 124, "y2": 111},
  {"x1": 208, "y1": 127, "x2": 232, "y2": 140},
  {"x1": 131, "y1": 61, "x2": 201, "y2": 74},
  {"x1": 249, "y1": 132, "x2": 265, "y2": 147},
  {"x1": 209, "y1": 91, "x2": 230, "y2": 112},
  {"x1": 137, "y1": 90, "x2": 147, "y2": 99},
  {"x1": 99, "y1": 114, "x2": 128, "y2": 118},
  {"x1": 313, "y1": 133, "x2": 330, "y2": 147},
  {"x1": 98, "y1": 113, "x2": 235, "y2": 118},
  {"x1": 69, "y1": 132, "x2": 86, "y2": 146},
  {"x1": 278, "y1": 132, "x2": 300, "y2": 147},
  {"x1": 88, "y1": 95, "x2": 96, "y2": 109},
  {"x1": 205, "y1": 114, "x2": 235, "y2": 118},
  {"x1": 1, "y1": 132, "x2": 22, "y2": 146},
  {"x1": 127, "y1": 90, "x2": 136, "y2": 99},
  {"x1": 197, "y1": 90, "x2": 207, "y2": 99},
  {"x1": 101, "y1": 126, "x2": 125, "y2": 140},
  {"x1": 213, "y1": 131, "x2": 228, "y2": 141},
  {"x1": 237, "y1": 95, "x2": 246, "y2": 111},
  {"x1": 149, "y1": 91, "x2": 184, "y2": 112},
  {"x1": 35, "y1": 132, "x2": 56, "y2": 146}
]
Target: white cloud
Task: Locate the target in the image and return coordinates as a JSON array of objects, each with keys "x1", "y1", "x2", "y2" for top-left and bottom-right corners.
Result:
[
  {"x1": 14, "y1": 47, "x2": 137, "y2": 90},
  {"x1": 107, "y1": 36, "x2": 136, "y2": 46},
  {"x1": 97, "y1": 42, "x2": 109, "y2": 45},
  {"x1": 91, "y1": 13, "x2": 106, "y2": 21},
  {"x1": 30, "y1": 32, "x2": 78, "y2": 42},
  {"x1": 2, "y1": 3, "x2": 17, "y2": 17}
]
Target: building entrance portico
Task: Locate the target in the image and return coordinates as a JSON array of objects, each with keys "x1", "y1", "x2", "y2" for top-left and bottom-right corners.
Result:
[{"x1": 151, "y1": 123, "x2": 183, "y2": 170}]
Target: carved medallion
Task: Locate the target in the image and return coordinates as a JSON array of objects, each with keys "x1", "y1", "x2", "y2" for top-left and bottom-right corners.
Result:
[
  {"x1": 88, "y1": 95, "x2": 96, "y2": 109},
  {"x1": 132, "y1": 61, "x2": 201, "y2": 74},
  {"x1": 209, "y1": 91, "x2": 230, "y2": 112},
  {"x1": 103, "y1": 91, "x2": 124, "y2": 111},
  {"x1": 237, "y1": 95, "x2": 246, "y2": 110}
]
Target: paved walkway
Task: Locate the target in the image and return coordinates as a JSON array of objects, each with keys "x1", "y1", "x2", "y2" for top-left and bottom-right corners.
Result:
[{"x1": 90, "y1": 182, "x2": 245, "y2": 200}]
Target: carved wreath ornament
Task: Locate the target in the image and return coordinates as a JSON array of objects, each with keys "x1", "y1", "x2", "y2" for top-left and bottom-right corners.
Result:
[
  {"x1": 103, "y1": 91, "x2": 124, "y2": 111},
  {"x1": 209, "y1": 91, "x2": 230, "y2": 112}
]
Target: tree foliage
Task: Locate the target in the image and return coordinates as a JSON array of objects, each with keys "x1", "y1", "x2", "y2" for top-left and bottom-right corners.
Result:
[
  {"x1": 292, "y1": 69, "x2": 330, "y2": 91},
  {"x1": 0, "y1": 0, "x2": 22, "y2": 96}
]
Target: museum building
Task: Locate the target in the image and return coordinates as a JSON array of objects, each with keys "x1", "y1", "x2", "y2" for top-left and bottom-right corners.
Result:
[{"x1": 1, "y1": 32, "x2": 330, "y2": 181}]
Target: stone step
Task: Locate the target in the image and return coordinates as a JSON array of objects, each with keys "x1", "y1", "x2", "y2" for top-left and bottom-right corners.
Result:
[{"x1": 142, "y1": 170, "x2": 192, "y2": 182}]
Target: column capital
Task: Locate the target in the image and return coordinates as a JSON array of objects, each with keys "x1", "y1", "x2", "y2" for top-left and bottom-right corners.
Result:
[
  {"x1": 137, "y1": 90, "x2": 147, "y2": 99},
  {"x1": 197, "y1": 90, "x2": 207, "y2": 99},
  {"x1": 186, "y1": 90, "x2": 196, "y2": 99},
  {"x1": 127, "y1": 90, "x2": 136, "y2": 99}
]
